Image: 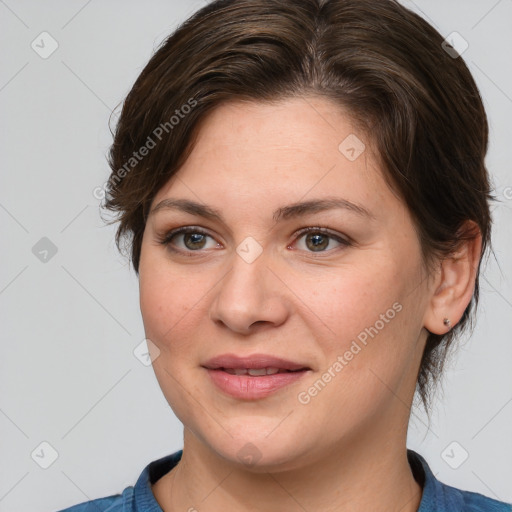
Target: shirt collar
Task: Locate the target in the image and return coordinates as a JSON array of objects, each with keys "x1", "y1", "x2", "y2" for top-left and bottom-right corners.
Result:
[{"x1": 133, "y1": 449, "x2": 452, "y2": 511}]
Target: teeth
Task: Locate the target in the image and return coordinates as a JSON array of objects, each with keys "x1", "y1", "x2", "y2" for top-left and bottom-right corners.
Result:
[
  {"x1": 222, "y1": 367, "x2": 285, "y2": 376},
  {"x1": 247, "y1": 368, "x2": 267, "y2": 376}
]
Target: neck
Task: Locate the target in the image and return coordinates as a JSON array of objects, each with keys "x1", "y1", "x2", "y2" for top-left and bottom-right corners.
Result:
[{"x1": 153, "y1": 422, "x2": 423, "y2": 512}]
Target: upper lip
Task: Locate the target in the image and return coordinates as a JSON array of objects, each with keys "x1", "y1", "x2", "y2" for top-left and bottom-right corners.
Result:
[{"x1": 202, "y1": 353, "x2": 310, "y2": 371}]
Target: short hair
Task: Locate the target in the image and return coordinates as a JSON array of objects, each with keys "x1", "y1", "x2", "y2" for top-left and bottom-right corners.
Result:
[{"x1": 103, "y1": 0, "x2": 493, "y2": 414}]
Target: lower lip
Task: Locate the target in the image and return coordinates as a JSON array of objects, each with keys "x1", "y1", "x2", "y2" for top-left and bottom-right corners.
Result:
[{"x1": 205, "y1": 369, "x2": 308, "y2": 400}]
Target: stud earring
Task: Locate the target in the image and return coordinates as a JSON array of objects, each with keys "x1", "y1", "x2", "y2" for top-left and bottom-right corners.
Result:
[{"x1": 443, "y1": 318, "x2": 451, "y2": 328}]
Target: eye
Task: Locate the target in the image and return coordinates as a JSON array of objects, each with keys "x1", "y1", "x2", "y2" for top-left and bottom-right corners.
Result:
[
  {"x1": 158, "y1": 227, "x2": 220, "y2": 253},
  {"x1": 292, "y1": 227, "x2": 351, "y2": 253},
  {"x1": 157, "y1": 225, "x2": 351, "y2": 256}
]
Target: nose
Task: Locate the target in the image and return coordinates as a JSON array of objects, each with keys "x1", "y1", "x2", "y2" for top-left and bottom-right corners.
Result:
[{"x1": 208, "y1": 247, "x2": 290, "y2": 335}]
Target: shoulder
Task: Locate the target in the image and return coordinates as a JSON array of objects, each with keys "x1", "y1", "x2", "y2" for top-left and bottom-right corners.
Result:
[
  {"x1": 56, "y1": 450, "x2": 183, "y2": 511},
  {"x1": 407, "y1": 449, "x2": 511, "y2": 512},
  {"x1": 437, "y1": 481, "x2": 512, "y2": 512},
  {"x1": 55, "y1": 489, "x2": 131, "y2": 512}
]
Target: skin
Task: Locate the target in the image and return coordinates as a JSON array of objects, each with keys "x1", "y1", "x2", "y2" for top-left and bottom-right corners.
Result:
[{"x1": 139, "y1": 96, "x2": 481, "y2": 512}]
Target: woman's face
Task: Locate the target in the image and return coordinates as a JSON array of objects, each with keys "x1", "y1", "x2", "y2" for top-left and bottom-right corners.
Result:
[{"x1": 139, "y1": 97, "x2": 434, "y2": 469}]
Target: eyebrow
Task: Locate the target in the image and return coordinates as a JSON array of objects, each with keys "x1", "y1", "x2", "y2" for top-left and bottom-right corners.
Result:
[{"x1": 150, "y1": 197, "x2": 375, "y2": 223}]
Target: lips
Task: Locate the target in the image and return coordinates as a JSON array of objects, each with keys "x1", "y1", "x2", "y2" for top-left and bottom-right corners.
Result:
[
  {"x1": 202, "y1": 353, "x2": 311, "y2": 400},
  {"x1": 222, "y1": 367, "x2": 301, "y2": 375},
  {"x1": 202, "y1": 353, "x2": 311, "y2": 372}
]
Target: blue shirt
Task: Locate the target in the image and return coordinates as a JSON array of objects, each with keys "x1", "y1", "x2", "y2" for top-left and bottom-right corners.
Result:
[{"x1": 57, "y1": 449, "x2": 511, "y2": 511}]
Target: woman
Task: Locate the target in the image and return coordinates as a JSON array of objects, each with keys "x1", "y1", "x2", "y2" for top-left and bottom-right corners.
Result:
[{"x1": 59, "y1": 0, "x2": 511, "y2": 510}]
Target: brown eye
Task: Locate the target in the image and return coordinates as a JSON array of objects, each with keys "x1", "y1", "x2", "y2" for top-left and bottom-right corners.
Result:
[
  {"x1": 159, "y1": 227, "x2": 220, "y2": 253},
  {"x1": 304, "y1": 233, "x2": 330, "y2": 251},
  {"x1": 293, "y1": 228, "x2": 351, "y2": 253},
  {"x1": 181, "y1": 232, "x2": 208, "y2": 250}
]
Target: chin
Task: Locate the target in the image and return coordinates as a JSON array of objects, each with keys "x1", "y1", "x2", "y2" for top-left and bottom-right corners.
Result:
[{"x1": 202, "y1": 429, "x2": 313, "y2": 473}]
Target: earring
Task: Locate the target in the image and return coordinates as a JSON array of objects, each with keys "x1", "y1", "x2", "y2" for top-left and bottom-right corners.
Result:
[{"x1": 443, "y1": 318, "x2": 451, "y2": 328}]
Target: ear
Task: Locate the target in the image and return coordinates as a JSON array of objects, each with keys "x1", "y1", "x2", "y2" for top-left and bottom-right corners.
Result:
[{"x1": 423, "y1": 221, "x2": 483, "y2": 335}]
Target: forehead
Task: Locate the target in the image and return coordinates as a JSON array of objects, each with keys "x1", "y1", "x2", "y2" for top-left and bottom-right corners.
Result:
[
  {"x1": 151, "y1": 97, "x2": 394, "y2": 217},
  {"x1": 186, "y1": 97, "x2": 367, "y2": 165}
]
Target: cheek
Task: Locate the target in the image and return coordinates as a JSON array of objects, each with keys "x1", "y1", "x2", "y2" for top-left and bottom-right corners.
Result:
[
  {"x1": 139, "y1": 252, "x2": 215, "y2": 357},
  {"x1": 139, "y1": 252, "x2": 182, "y2": 345},
  {"x1": 304, "y1": 255, "x2": 424, "y2": 403},
  {"x1": 141, "y1": 280, "x2": 190, "y2": 351},
  {"x1": 304, "y1": 263, "x2": 403, "y2": 348},
  {"x1": 139, "y1": 256, "x2": 208, "y2": 422}
]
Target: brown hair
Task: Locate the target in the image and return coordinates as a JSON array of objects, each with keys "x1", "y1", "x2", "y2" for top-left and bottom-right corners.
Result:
[{"x1": 103, "y1": 0, "x2": 493, "y2": 414}]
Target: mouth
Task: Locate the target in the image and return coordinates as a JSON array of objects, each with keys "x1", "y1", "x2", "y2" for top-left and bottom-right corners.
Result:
[
  {"x1": 213, "y1": 367, "x2": 308, "y2": 376},
  {"x1": 202, "y1": 353, "x2": 311, "y2": 399},
  {"x1": 202, "y1": 353, "x2": 311, "y2": 372}
]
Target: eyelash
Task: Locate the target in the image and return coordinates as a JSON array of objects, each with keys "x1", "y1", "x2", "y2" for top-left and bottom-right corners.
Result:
[{"x1": 156, "y1": 226, "x2": 352, "y2": 257}]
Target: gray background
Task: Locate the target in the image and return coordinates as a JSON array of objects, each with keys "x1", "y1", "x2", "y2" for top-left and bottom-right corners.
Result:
[{"x1": 1, "y1": 1, "x2": 511, "y2": 510}]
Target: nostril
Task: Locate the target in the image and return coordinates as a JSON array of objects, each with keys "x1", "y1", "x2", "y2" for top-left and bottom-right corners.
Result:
[{"x1": 249, "y1": 320, "x2": 268, "y2": 328}]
